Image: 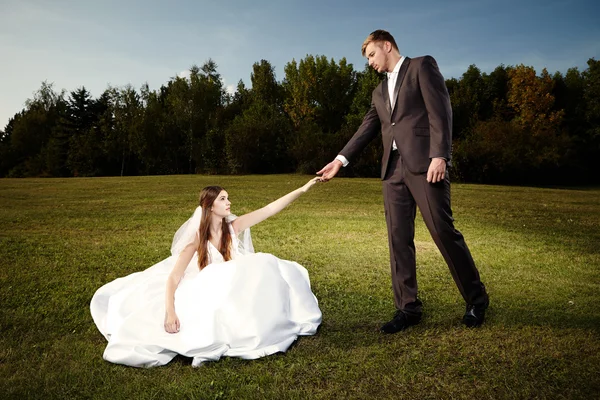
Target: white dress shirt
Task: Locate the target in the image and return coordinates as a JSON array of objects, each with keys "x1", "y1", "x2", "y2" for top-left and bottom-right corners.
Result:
[
  {"x1": 336, "y1": 56, "x2": 405, "y2": 167},
  {"x1": 387, "y1": 56, "x2": 405, "y2": 151}
]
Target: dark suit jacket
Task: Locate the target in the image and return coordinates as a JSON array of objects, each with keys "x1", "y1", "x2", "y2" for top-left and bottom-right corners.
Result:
[{"x1": 339, "y1": 56, "x2": 453, "y2": 179}]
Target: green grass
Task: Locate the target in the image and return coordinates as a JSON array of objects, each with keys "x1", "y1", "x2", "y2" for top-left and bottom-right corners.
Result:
[{"x1": 1, "y1": 175, "x2": 599, "y2": 399}]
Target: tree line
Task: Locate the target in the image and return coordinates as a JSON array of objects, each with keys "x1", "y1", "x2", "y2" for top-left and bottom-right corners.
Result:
[{"x1": 1, "y1": 56, "x2": 598, "y2": 184}]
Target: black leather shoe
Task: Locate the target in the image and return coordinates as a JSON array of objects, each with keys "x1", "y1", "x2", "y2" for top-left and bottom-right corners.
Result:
[
  {"x1": 462, "y1": 301, "x2": 489, "y2": 327},
  {"x1": 380, "y1": 311, "x2": 421, "y2": 334}
]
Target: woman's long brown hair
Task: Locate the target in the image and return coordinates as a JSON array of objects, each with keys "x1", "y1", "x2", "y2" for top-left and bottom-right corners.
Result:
[{"x1": 197, "y1": 186, "x2": 232, "y2": 270}]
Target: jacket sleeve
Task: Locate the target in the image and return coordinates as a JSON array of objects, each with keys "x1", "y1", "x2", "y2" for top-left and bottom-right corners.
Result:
[
  {"x1": 418, "y1": 56, "x2": 452, "y2": 161},
  {"x1": 339, "y1": 96, "x2": 381, "y2": 162}
]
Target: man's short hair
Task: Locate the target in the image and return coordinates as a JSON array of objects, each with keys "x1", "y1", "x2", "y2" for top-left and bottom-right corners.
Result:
[{"x1": 361, "y1": 30, "x2": 399, "y2": 56}]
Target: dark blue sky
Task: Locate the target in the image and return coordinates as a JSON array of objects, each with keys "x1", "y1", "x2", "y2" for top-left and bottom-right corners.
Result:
[{"x1": 1, "y1": 0, "x2": 599, "y2": 130}]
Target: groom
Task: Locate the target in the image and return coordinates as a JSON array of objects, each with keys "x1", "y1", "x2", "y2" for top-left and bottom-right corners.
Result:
[{"x1": 318, "y1": 30, "x2": 489, "y2": 333}]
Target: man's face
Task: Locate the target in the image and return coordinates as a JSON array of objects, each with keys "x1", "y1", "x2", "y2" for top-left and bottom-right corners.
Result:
[{"x1": 365, "y1": 41, "x2": 389, "y2": 73}]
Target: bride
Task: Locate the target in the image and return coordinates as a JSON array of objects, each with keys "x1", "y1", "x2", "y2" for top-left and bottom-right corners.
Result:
[{"x1": 90, "y1": 178, "x2": 322, "y2": 367}]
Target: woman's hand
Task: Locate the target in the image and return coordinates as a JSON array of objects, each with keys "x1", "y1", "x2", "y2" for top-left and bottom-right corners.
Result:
[
  {"x1": 301, "y1": 177, "x2": 322, "y2": 193},
  {"x1": 164, "y1": 311, "x2": 180, "y2": 333}
]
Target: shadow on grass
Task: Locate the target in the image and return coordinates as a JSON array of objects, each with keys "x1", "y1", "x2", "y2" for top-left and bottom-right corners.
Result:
[{"x1": 311, "y1": 290, "x2": 600, "y2": 352}]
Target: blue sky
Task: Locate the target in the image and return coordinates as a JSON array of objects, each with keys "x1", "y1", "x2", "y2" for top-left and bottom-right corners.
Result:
[{"x1": 1, "y1": 0, "x2": 599, "y2": 131}]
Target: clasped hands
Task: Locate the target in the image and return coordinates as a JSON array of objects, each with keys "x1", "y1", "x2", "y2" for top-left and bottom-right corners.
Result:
[{"x1": 316, "y1": 158, "x2": 446, "y2": 183}]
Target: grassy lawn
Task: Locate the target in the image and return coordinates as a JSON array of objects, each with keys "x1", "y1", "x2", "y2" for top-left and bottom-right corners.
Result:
[{"x1": 0, "y1": 175, "x2": 599, "y2": 399}]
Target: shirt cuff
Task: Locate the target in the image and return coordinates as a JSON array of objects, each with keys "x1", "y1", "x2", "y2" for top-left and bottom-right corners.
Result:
[{"x1": 335, "y1": 155, "x2": 349, "y2": 167}]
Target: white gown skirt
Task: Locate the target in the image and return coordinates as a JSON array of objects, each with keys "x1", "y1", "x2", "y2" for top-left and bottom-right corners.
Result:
[{"x1": 90, "y1": 253, "x2": 322, "y2": 367}]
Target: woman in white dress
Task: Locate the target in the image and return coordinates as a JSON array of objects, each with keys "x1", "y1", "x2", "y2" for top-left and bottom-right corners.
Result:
[{"x1": 90, "y1": 178, "x2": 322, "y2": 367}]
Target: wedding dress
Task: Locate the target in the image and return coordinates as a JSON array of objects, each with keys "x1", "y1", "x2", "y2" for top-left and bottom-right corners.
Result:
[{"x1": 90, "y1": 206, "x2": 321, "y2": 367}]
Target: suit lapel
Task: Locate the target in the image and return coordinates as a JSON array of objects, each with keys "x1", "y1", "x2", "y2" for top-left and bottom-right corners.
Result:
[
  {"x1": 390, "y1": 57, "x2": 410, "y2": 116},
  {"x1": 382, "y1": 75, "x2": 391, "y2": 114}
]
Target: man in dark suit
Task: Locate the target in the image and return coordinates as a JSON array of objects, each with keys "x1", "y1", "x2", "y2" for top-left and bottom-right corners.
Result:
[{"x1": 318, "y1": 30, "x2": 489, "y2": 333}]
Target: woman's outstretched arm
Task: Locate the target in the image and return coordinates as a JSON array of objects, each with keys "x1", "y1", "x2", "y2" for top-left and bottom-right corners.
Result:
[
  {"x1": 231, "y1": 177, "x2": 320, "y2": 235},
  {"x1": 164, "y1": 242, "x2": 197, "y2": 333}
]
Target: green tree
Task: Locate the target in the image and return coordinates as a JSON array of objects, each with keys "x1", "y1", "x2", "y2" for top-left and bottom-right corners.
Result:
[
  {"x1": 453, "y1": 65, "x2": 569, "y2": 183},
  {"x1": 447, "y1": 65, "x2": 485, "y2": 141},
  {"x1": 250, "y1": 59, "x2": 283, "y2": 107},
  {"x1": 481, "y1": 65, "x2": 511, "y2": 121},
  {"x1": 195, "y1": 61, "x2": 228, "y2": 173},
  {"x1": 166, "y1": 75, "x2": 194, "y2": 173},
  {"x1": 508, "y1": 65, "x2": 564, "y2": 133},
  {"x1": 137, "y1": 83, "x2": 180, "y2": 174},
  {"x1": 165, "y1": 60, "x2": 227, "y2": 174},
  {"x1": 225, "y1": 60, "x2": 291, "y2": 173},
  {"x1": 283, "y1": 55, "x2": 358, "y2": 173},
  {"x1": 105, "y1": 85, "x2": 143, "y2": 176},
  {"x1": 65, "y1": 87, "x2": 102, "y2": 176},
  {"x1": 579, "y1": 58, "x2": 600, "y2": 182},
  {"x1": 0, "y1": 115, "x2": 20, "y2": 176},
  {"x1": 337, "y1": 63, "x2": 384, "y2": 177},
  {"x1": 225, "y1": 101, "x2": 291, "y2": 173},
  {"x1": 5, "y1": 82, "x2": 66, "y2": 176}
]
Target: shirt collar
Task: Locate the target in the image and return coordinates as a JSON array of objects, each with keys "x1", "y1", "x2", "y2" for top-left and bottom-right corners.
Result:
[{"x1": 387, "y1": 56, "x2": 405, "y2": 78}]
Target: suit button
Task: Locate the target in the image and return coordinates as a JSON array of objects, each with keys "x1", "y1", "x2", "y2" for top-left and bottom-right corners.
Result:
[{"x1": 392, "y1": 122, "x2": 396, "y2": 126}]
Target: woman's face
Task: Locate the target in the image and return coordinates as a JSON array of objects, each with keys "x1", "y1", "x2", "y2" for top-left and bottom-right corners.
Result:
[{"x1": 211, "y1": 190, "x2": 231, "y2": 218}]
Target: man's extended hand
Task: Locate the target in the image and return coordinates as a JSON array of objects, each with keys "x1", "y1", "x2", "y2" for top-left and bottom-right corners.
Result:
[
  {"x1": 426, "y1": 158, "x2": 446, "y2": 183},
  {"x1": 317, "y1": 160, "x2": 343, "y2": 182}
]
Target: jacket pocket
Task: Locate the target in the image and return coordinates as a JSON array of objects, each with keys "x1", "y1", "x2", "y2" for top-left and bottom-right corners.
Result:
[{"x1": 413, "y1": 127, "x2": 430, "y2": 137}]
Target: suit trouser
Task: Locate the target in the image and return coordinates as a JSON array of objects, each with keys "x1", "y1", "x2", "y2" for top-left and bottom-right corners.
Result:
[{"x1": 382, "y1": 151, "x2": 488, "y2": 316}]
